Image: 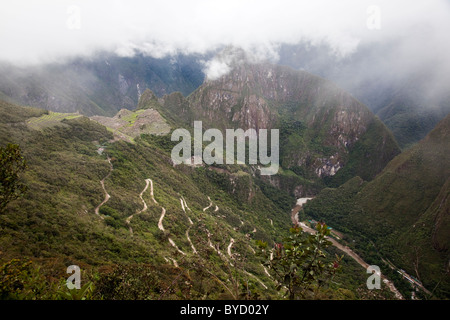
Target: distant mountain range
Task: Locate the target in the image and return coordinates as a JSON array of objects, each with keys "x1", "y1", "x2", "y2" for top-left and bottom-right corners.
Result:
[
  {"x1": 278, "y1": 43, "x2": 450, "y2": 149},
  {"x1": 0, "y1": 53, "x2": 205, "y2": 116},
  {"x1": 1, "y1": 48, "x2": 449, "y2": 149}
]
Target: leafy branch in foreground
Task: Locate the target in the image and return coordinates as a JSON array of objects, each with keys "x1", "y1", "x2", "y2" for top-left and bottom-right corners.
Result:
[{"x1": 257, "y1": 222, "x2": 343, "y2": 300}]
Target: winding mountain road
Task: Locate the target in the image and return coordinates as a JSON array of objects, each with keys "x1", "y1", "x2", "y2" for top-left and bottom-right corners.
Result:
[
  {"x1": 126, "y1": 178, "x2": 151, "y2": 234},
  {"x1": 203, "y1": 196, "x2": 213, "y2": 212},
  {"x1": 158, "y1": 207, "x2": 166, "y2": 232},
  {"x1": 181, "y1": 197, "x2": 197, "y2": 254},
  {"x1": 186, "y1": 229, "x2": 197, "y2": 254},
  {"x1": 149, "y1": 179, "x2": 158, "y2": 204},
  {"x1": 94, "y1": 156, "x2": 113, "y2": 219},
  {"x1": 169, "y1": 238, "x2": 186, "y2": 255},
  {"x1": 153, "y1": 187, "x2": 186, "y2": 256}
]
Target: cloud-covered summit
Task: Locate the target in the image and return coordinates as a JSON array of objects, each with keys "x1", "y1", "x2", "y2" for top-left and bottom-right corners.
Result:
[{"x1": 2, "y1": 0, "x2": 450, "y2": 76}]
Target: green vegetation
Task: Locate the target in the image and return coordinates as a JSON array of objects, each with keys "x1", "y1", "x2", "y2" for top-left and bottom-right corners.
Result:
[
  {"x1": 0, "y1": 96, "x2": 399, "y2": 300},
  {"x1": 325, "y1": 117, "x2": 401, "y2": 187},
  {"x1": 377, "y1": 89, "x2": 450, "y2": 149},
  {"x1": 1, "y1": 61, "x2": 444, "y2": 300},
  {"x1": 186, "y1": 63, "x2": 400, "y2": 198},
  {"x1": 0, "y1": 54, "x2": 205, "y2": 117},
  {"x1": 258, "y1": 223, "x2": 343, "y2": 300},
  {"x1": 0, "y1": 144, "x2": 28, "y2": 213},
  {"x1": 303, "y1": 115, "x2": 450, "y2": 298},
  {"x1": 0, "y1": 99, "x2": 293, "y2": 299}
]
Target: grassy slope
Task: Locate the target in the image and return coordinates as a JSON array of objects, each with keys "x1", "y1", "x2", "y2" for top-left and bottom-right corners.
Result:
[{"x1": 0, "y1": 98, "x2": 397, "y2": 299}]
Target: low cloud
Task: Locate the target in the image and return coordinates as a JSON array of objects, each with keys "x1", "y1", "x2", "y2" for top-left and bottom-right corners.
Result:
[
  {"x1": 1, "y1": 0, "x2": 450, "y2": 84},
  {"x1": 203, "y1": 58, "x2": 231, "y2": 81}
]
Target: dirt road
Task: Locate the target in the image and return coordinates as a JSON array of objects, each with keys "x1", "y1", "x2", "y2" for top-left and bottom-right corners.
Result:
[
  {"x1": 292, "y1": 199, "x2": 404, "y2": 299},
  {"x1": 126, "y1": 178, "x2": 151, "y2": 234},
  {"x1": 94, "y1": 156, "x2": 113, "y2": 218}
]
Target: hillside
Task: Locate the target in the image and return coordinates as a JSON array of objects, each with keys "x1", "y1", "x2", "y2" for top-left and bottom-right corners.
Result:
[
  {"x1": 0, "y1": 62, "x2": 405, "y2": 301},
  {"x1": 303, "y1": 114, "x2": 450, "y2": 298},
  {"x1": 375, "y1": 75, "x2": 450, "y2": 150},
  {"x1": 277, "y1": 43, "x2": 450, "y2": 150},
  {"x1": 2, "y1": 45, "x2": 448, "y2": 152},
  {"x1": 2, "y1": 48, "x2": 441, "y2": 152},
  {"x1": 84, "y1": 62, "x2": 401, "y2": 199},
  {"x1": 0, "y1": 98, "x2": 292, "y2": 299},
  {"x1": 0, "y1": 91, "x2": 397, "y2": 300}
]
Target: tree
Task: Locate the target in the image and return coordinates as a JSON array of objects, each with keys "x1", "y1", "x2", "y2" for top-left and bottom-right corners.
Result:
[
  {"x1": 0, "y1": 143, "x2": 28, "y2": 213},
  {"x1": 257, "y1": 222, "x2": 343, "y2": 300}
]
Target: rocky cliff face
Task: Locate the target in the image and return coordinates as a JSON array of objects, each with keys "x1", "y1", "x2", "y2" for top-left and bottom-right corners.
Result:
[
  {"x1": 180, "y1": 63, "x2": 399, "y2": 190},
  {"x1": 186, "y1": 65, "x2": 277, "y2": 131}
]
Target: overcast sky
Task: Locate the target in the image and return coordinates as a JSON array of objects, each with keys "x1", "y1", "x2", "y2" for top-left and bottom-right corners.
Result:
[{"x1": 1, "y1": 0, "x2": 450, "y2": 80}]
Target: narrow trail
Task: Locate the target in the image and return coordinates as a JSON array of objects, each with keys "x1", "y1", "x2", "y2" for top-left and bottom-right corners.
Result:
[
  {"x1": 204, "y1": 199, "x2": 269, "y2": 290},
  {"x1": 158, "y1": 207, "x2": 166, "y2": 232},
  {"x1": 182, "y1": 196, "x2": 266, "y2": 290},
  {"x1": 149, "y1": 178, "x2": 158, "y2": 204},
  {"x1": 203, "y1": 196, "x2": 213, "y2": 212},
  {"x1": 169, "y1": 238, "x2": 186, "y2": 255},
  {"x1": 140, "y1": 179, "x2": 151, "y2": 211},
  {"x1": 181, "y1": 197, "x2": 197, "y2": 254},
  {"x1": 164, "y1": 256, "x2": 179, "y2": 267},
  {"x1": 152, "y1": 186, "x2": 185, "y2": 256},
  {"x1": 186, "y1": 229, "x2": 197, "y2": 254},
  {"x1": 206, "y1": 228, "x2": 231, "y2": 265},
  {"x1": 181, "y1": 196, "x2": 191, "y2": 211},
  {"x1": 262, "y1": 265, "x2": 271, "y2": 277},
  {"x1": 94, "y1": 156, "x2": 113, "y2": 219},
  {"x1": 180, "y1": 198, "x2": 194, "y2": 225},
  {"x1": 202, "y1": 196, "x2": 219, "y2": 214},
  {"x1": 126, "y1": 178, "x2": 151, "y2": 234},
  {"x1": 168, "y1": 257, "x2": 179, "y2": 267},
  {"x1": 206, "y1": 229, "x2": 268, "y2": 290},
  {"x1": 130, "y1": 184, "x2": 267, "y2": 288}
]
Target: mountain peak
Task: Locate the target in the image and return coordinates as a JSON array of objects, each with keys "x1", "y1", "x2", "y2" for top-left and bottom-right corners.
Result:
[
  {"x1": 185, "y1": 62, "x2": 400, "y2": 187},
  {"x1": 137, "y1": 89, "x2": 159, "y2": 110}
]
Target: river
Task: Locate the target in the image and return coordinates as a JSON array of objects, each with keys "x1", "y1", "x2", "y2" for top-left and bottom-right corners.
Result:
[{"x1": 292, "y1": 198, "x2": 404, "y2": 299}]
